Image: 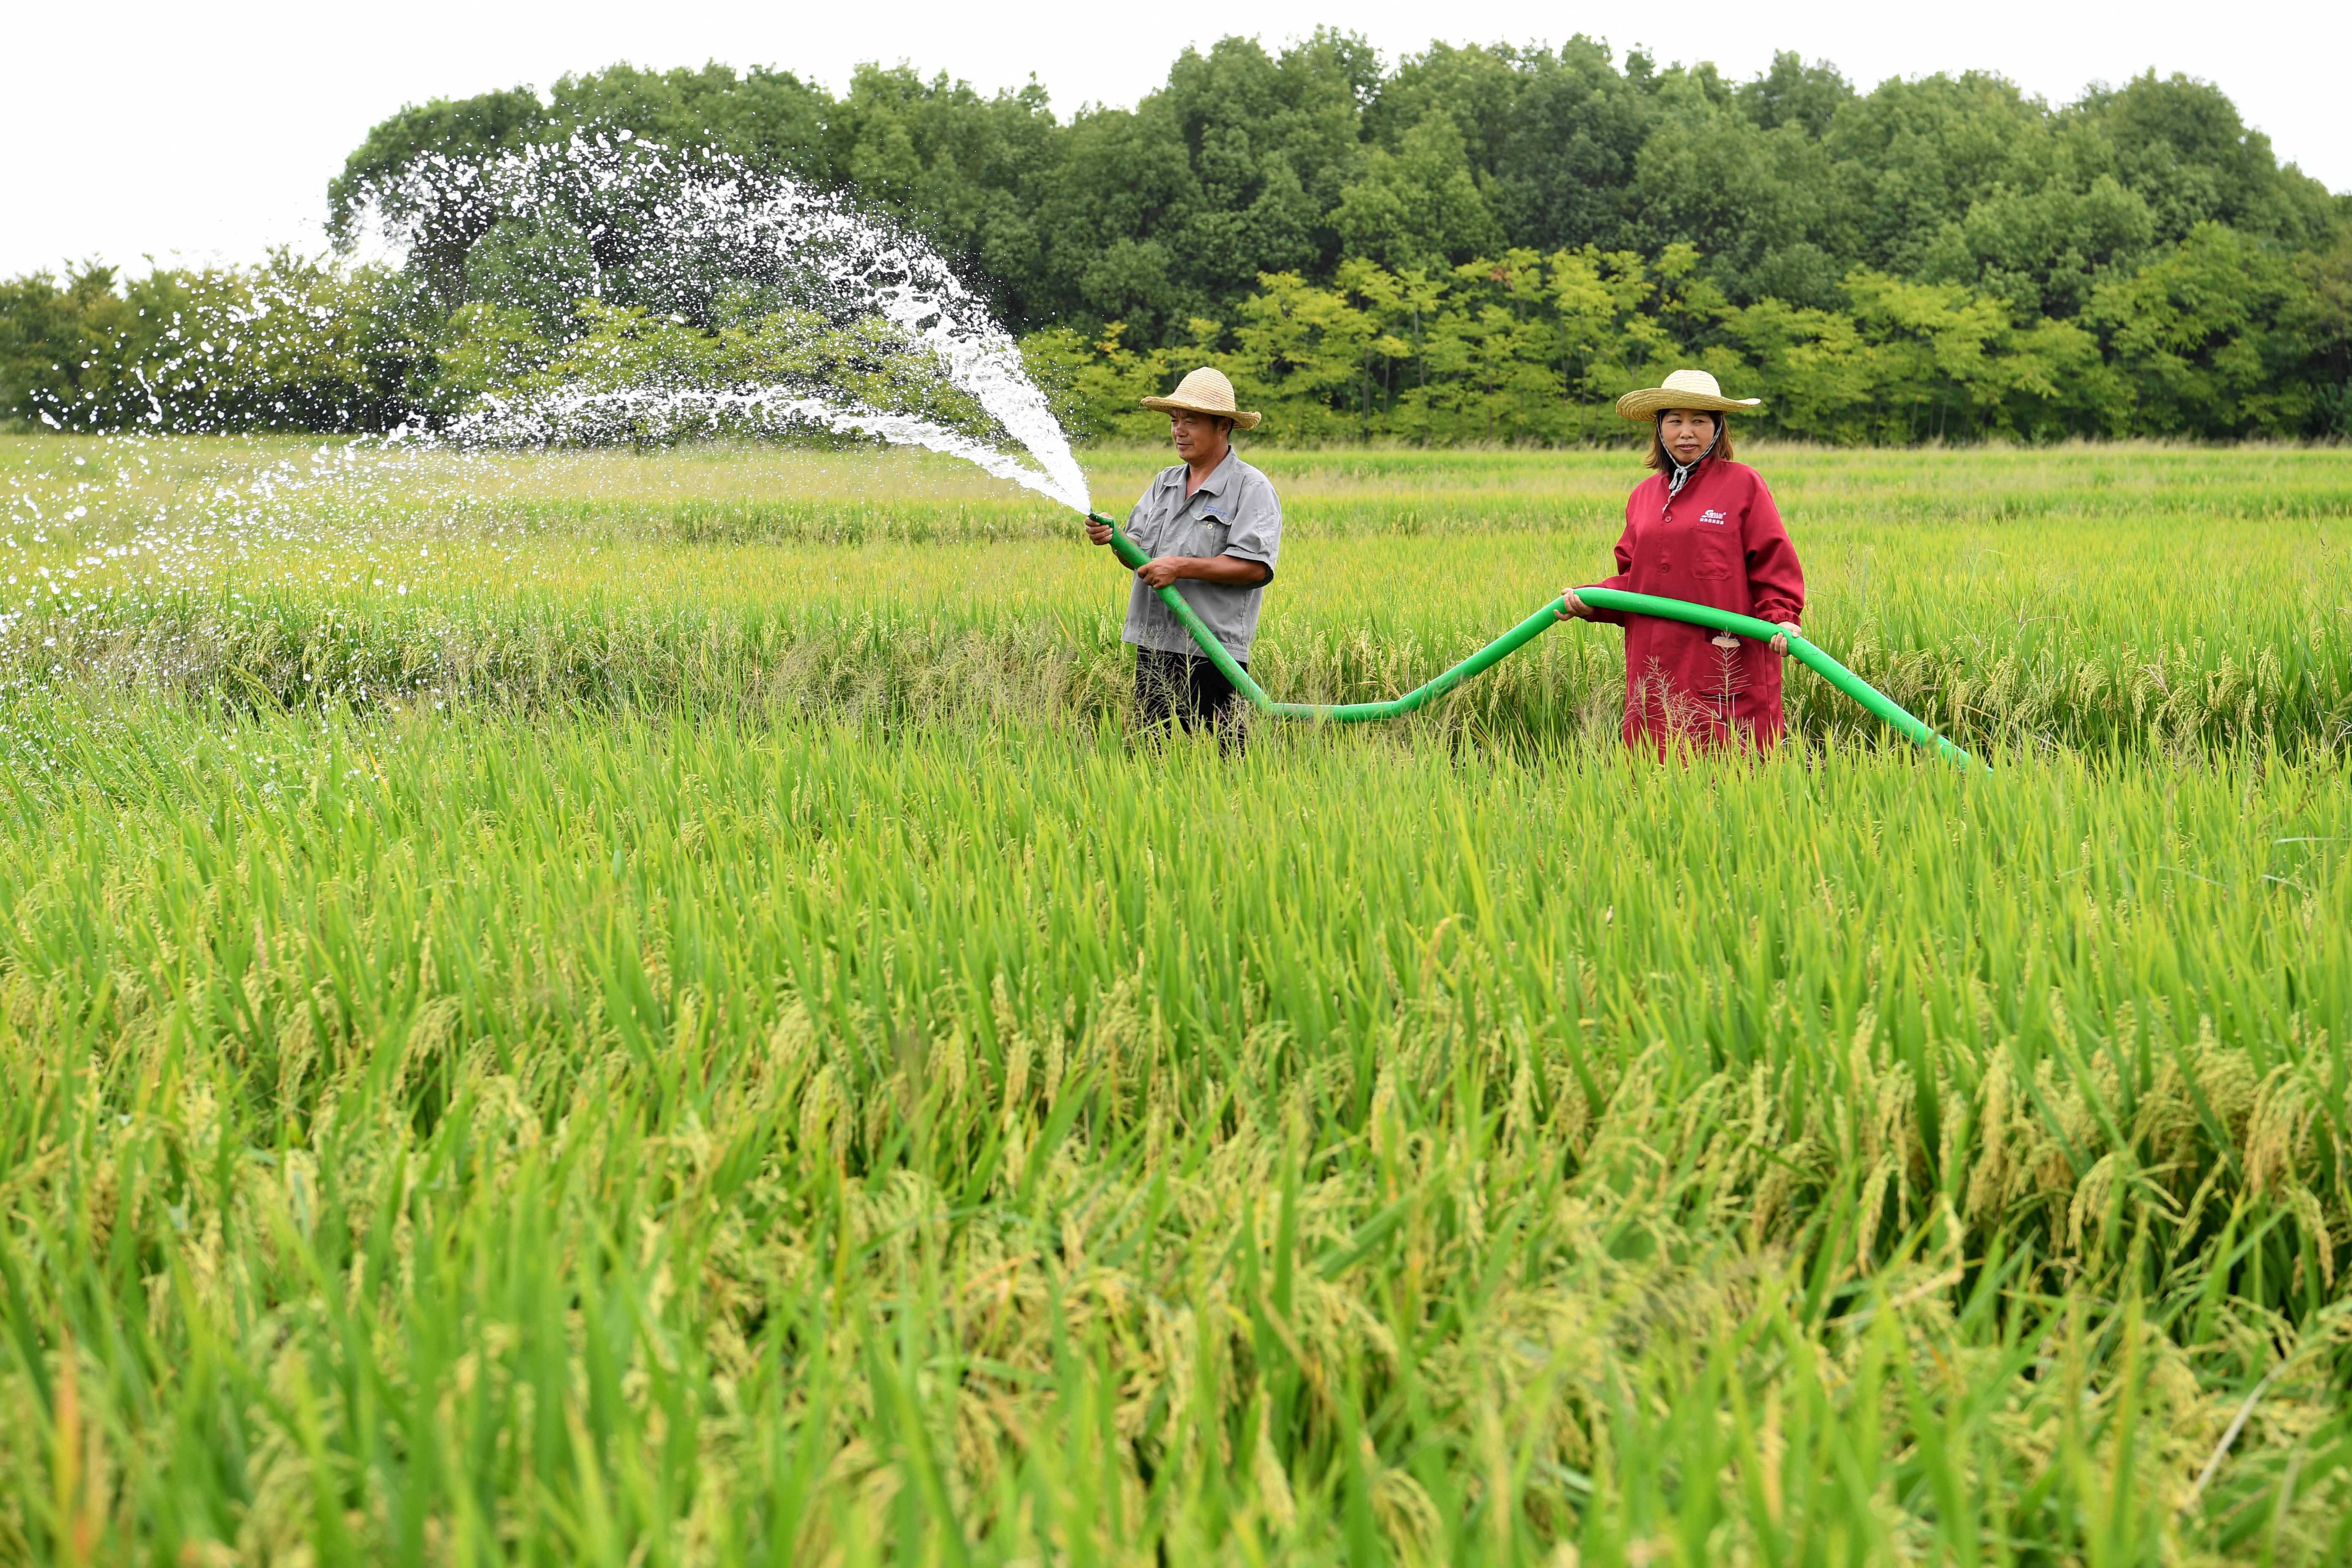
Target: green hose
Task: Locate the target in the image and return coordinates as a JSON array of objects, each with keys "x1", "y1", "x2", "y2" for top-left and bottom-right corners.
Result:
[{"x1": 1090, "y1": 512, "x2": 1981, "y2": 767}]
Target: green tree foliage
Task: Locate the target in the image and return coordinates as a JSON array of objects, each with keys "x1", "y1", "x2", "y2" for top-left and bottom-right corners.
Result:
[
  {"x1": 0, "y1": 254, "x2": 429, "y2": 433},
  {"x1": 1036, "y1": 248, "x2": 2128, "y2": 446},
  {"x1": 5, "y1": 36, "x2": 2346, "y2": 440},
  {"x1": 2079, "y1": 71, "x2": 2338, "y2": 248},
  {"x1": 0, "y1": 264, "x2": 143, "y2": 427},
  {"x1": 2088, "y1": 222, "x2": 2329, "y2": 436},
  {"x1": 1626, "y1": 65, "x2": 1839, "y2": 308},
  {"x1": 1330, "y1": 109, "x2": 1502, "y2": 272}
]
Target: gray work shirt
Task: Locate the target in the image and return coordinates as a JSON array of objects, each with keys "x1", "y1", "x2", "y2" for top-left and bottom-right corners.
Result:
[{"x1": 1119, "y1": 447, "x2": 1282, "y2": 661}]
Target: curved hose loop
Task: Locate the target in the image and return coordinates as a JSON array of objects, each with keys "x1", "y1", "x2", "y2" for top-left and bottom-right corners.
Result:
[{"x1": 1089, "y1": 513, "x2": 1982, "y2": 770}]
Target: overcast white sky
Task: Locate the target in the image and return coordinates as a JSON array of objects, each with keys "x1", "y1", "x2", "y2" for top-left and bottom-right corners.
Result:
[{"x1": 5, "y1": 0, "x2": 2344, "y2": 280}]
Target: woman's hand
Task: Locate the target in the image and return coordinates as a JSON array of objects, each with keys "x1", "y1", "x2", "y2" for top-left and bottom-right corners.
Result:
[
  {"x1": 1085, "y1": 518, "x2": 1114, "y2": 546},
  {"x1": 1769, "y1": 621, "x2": 1801, "y2": 655},
  {"x1": 1556, "y1": 587, "x2": 1592, "y2": 621}
]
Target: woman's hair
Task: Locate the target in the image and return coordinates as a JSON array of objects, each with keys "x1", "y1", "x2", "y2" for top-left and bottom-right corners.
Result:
[{"x1": 1645, "y1": 413, "x2": 1733, "y2": 471}]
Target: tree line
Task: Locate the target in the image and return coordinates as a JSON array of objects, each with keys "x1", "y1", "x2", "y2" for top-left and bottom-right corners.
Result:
[{"x1": 5, "y1": 33, "x2": 2348, "y2": 442}]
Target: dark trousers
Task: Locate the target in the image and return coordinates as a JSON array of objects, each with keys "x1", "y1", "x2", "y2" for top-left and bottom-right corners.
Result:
[{"x1": 1134, "y1": 646, "x2": 1248, "y2": 747}]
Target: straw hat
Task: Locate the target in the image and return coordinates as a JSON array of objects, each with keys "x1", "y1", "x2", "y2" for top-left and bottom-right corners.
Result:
[
  {"x1": 1141, "y1": 366, "x2": 1262, "y2": 430},
  {"x1": 1615, "y1": 368, "x2": 1763, "y2": 421}
]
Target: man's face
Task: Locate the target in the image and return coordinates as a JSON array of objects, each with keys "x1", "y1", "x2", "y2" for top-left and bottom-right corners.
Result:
[{"x1": 1171, "y1": 411, "x2": 1229, "y2": 465}]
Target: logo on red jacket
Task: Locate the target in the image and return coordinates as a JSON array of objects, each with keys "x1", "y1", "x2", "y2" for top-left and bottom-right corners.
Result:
[{"x1": 1700, "y1": 509, "x2": 1728, "y2": 525}]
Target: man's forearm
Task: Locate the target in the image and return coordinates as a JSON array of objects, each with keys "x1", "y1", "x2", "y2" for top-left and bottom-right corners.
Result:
[{"x1": 1161, "y1": 555, "x2": 1272, "y2": 586}]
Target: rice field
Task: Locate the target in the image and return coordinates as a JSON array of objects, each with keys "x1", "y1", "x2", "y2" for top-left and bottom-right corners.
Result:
[
  {"x1": 6, "y1": 437, "x2": 2347, "y2": 751},
  {"x1": 2, "y1": 435, "x2": 2349, "y2": 1565}
]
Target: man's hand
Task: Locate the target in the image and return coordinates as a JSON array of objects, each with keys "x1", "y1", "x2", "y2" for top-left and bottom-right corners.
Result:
[
  {"x1": 1085, "y1": 517, "x2": 1114, "y2": 546},
  {"x1": 1136, "y1": 557, "x2": 1182, "y2": 588},
  {"x1": 1768, "y1": 621, "x2": 1801, "y2": 655}
]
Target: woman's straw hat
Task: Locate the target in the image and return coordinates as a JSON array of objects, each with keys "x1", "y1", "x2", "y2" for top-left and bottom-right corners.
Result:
[
  {"x1": 1615, "y1": 368, "x2": 1764, "y2": 421},
  {"x1": 1141, "y1": 366, "x2": 1262, "y2": 430}
]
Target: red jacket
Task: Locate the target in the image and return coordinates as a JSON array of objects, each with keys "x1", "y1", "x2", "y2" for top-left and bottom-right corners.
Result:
[{"x1": 1589, "y1": 458, "x2": 1805, "y2": 751}]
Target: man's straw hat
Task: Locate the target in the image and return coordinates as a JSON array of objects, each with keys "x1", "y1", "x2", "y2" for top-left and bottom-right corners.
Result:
[
  {"x1": 1616, "y1": 368, "x2": 1764, "y2": 421},
  {"x1": 1141, "y1": 366, "x2": 1262, "y2": 430}
]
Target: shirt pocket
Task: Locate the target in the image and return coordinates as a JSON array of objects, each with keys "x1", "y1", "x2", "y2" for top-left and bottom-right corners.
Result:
[
  {"x1": 1179, "y1": 509, "x2": 1232, "y2": 559},
  {"x1": 1688, "y1": 516, "x2": 1740, "y2": 582}
]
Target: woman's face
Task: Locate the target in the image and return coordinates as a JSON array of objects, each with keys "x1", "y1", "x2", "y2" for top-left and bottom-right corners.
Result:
[{"x1": 1659, "y1": 409, "x2": 1718, "y2": 465}]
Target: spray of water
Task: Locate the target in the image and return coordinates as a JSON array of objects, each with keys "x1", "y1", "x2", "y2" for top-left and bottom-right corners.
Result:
[
  {"x1": 378, "y1": 135, "x2": 1093, "y2": 513},
  {"x1": 0, "y1": 134, "x2": 1106, "y2": 745}
]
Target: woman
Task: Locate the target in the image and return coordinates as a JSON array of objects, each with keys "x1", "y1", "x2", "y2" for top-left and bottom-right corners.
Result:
[{"x1": 1559, "y1": 368, "x2": 1805, "y2": 753}]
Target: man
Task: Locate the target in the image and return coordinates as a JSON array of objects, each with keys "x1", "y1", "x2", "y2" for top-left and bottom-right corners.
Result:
[{"x1": 1085, "y1": 367, "x2": 1281, "y2": 742}]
